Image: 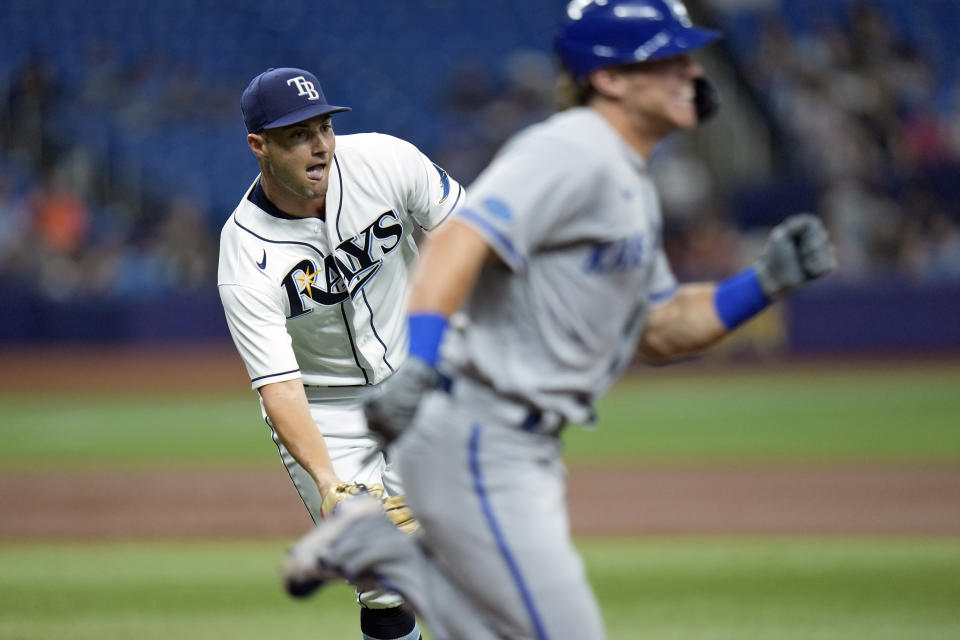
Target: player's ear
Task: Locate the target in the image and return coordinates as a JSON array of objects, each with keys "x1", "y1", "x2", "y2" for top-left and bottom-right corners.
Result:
[
  {"x1": 247, "y1": 132, "x2": 268, "y2": 159},
  {"x1": 588, "y1": 67, "x2": 628, "y2": 101}
]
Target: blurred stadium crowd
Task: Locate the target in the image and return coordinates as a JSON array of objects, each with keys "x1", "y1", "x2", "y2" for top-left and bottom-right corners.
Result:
[{"x1": 1, "y1": 0, "x2": 958, "y2": 303}]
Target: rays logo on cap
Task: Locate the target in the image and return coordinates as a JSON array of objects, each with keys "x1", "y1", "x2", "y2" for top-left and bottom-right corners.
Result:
[{"x1": 287, "y1": 76, "x2": 320, "y2": 100}]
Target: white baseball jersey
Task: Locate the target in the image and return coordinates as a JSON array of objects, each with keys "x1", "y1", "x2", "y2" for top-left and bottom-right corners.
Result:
[
  {"x1": 218, "y1": 133, "x2": 464, "y2": 402},
  {"x1": 444, "y1": 106, "x2": 677, "y2": 425}
]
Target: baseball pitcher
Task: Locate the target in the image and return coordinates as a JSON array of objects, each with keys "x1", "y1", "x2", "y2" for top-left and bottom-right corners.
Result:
[{"x1": 218, "y1": 67, "x2": 463, "y2": 640}]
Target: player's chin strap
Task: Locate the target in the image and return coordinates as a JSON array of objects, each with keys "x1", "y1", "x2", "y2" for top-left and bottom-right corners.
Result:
[{"x1": 694, "y1": 77, "x2": 720, "y2": 123}]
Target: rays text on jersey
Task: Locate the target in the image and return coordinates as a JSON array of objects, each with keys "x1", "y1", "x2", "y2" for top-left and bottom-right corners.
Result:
[{"x1": 281, "y1": 211, "x2": 403, "y2": 317}]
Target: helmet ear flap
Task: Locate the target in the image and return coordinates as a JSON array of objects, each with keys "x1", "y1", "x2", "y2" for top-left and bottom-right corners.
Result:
[{"x1": 694, "y1": 76, "x2": 720, "y2": 122}]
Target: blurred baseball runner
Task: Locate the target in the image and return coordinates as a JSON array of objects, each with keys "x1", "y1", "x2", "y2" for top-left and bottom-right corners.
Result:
[
  {"x1": 283, "y1": 2, "x2": 836, "y2": 638},
  {"x1": 218, "y1": 67, "x2": 463, "y2": 640}
]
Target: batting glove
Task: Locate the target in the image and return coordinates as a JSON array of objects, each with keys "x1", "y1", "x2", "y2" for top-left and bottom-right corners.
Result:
[
  {"x1": 753, "y1": 214, "x2": 837, "y2": 300},
  {"x1": 364, "y1": 356, "x2": 439, "y2": 446}
]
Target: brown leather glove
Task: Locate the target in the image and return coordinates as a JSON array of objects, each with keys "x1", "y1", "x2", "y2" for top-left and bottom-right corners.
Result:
[{"x1": 320, "y1": 482, "x2": 419, "y2": 534}]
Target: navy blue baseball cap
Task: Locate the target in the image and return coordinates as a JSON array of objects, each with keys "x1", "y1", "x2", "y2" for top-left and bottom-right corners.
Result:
[{"x1": 241, "y1": 67, "x2": 350, "y2": 133}]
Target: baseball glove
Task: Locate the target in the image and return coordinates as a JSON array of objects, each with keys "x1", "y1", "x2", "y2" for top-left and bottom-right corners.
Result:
[{"x1": 320, "y1": 482, "x2": 419, "y2": 534}]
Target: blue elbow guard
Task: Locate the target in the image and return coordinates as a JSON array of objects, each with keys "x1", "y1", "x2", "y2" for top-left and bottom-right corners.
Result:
[
  {"x1": 408, "y1": 313, "x2": 449, "y2": 367},
  {"x1": 714, "y1": 267, "x2": 770, "y2": 330}
]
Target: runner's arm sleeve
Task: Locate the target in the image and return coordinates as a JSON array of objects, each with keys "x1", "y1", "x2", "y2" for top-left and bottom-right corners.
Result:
[{"x1": 453, "y1": 140, "x2": 598, "y2": 272}]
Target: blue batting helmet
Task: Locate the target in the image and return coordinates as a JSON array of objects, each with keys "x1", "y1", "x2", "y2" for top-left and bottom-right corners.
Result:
[{"x1": 554, "y1": 0, "x2": 721, "y2": 79}]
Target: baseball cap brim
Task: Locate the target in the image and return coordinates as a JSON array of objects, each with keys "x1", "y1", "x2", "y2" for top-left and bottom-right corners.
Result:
[
  {"x1": 655, "y1": 26, "x2": 721, "y2": 59},
  {"x1": 261, "y1": 103, "x2": 351, "y2": 130}
]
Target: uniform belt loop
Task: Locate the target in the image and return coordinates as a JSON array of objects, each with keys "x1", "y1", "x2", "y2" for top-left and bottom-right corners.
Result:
[
  {"x1": 520, "y1": 410, "x2": 542, "y2": 432},
  {"x1": 437, "y1": 373, "x2": 453, "y2": 394},
  {"x1": 522, "y1": 409, "x2": 567, "y2": 436},
  {"x1": 443, "y1": 375, "x2": 566, "y2": 436}
]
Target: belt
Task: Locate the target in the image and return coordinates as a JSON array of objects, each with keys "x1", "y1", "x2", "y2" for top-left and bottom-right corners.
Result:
[
  {"x1": 301, "y1": 384, "x2": 378, "y2": 404},
  {"x1": 438, "y1": 374, "x2": 566, "y2": 437}
]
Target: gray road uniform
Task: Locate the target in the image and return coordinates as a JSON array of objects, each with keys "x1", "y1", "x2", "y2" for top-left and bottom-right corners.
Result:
[{"x1": 313, "y1": 107, "x2": 678, "y2": 639}]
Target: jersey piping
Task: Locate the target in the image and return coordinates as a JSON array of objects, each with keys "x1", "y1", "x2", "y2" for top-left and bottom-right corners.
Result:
[
  {"x1": 361, "y1": 289, "x2": 394, "y2": 372},
  {"x1": 232, "y1": 216, "x2": 326, "y2": 259},
  {"x1": 247, "y1": 180, "x2": 299, "y2": 219},
  {"x1": 339, "y1": 303, "x2": 371, "y2": 384},
  {"x1": 251, "y1": 368, "x2": 301, "y2": 384},
  {"x1": 413, "y1": 182, "x2": 463, "y2": 233},
  {"x1": 333, "y1": 155, "x2": 345, "y2": 240},
  {"x1": 430, "y1": 183, "x2": 464, "y2": 231},
  {"x1": 456, "y1": 207, "x2": 526, "y2": 270},
  {"x1": 649, "y1": 284, "x2": 678, "y2": 304},
  {"x1": 331, "y1": 153, "x2": 391, "y2": 376}
]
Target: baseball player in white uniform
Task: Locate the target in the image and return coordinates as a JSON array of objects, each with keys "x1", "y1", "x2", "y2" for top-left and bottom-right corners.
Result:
[
  {"x1": 282, "y1": 3, "x2": 836, "y2": 639},
  {"x1": 218, "y1": 67, "x2": 463, "y2": 640}
]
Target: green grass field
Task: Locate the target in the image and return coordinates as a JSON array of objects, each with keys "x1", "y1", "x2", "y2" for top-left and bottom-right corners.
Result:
[
  {"x1": 1, "y1": 538, "x2": 958, "y2": 639},
  {"x1": 2, "y1": 362, "x2": 959, "y2": 638},
  {"x1": 1, "y1": 363, "x2": 959, "y2": 468},
  {"x1": 564, "y1": 364, "x2": 960, "y2": 464}
]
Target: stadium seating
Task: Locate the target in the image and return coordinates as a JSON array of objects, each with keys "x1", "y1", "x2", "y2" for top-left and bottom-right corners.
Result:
[
  {"x1": 718, "y1": 0, "x2": 960, "y2": 95},
  {"x1": 1, "y1": 0, "x2": 565, "y2": 217}
]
